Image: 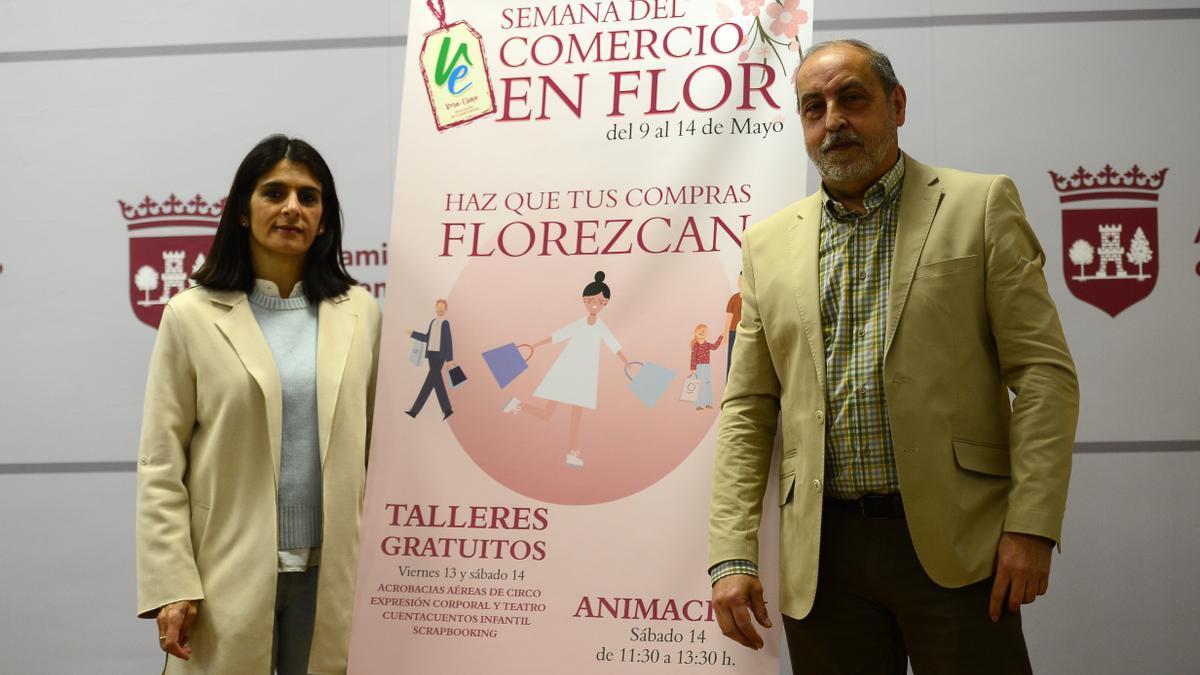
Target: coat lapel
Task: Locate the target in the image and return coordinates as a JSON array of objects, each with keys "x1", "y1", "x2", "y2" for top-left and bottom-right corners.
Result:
[
  {"x1": 788, "y1": 195, "x2": 826, "y2": 388},
  {"x1": 317, "y1": 295, "x2": 358, "y2": 467},
  {"x1": 213, "y1": 292, "x2": 282, "y2": 489},
  {"x1": 886, "y1": 157, "x2": 944, "y2": 357}
]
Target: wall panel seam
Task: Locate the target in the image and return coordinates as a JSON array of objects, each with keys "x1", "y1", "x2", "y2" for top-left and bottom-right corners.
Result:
[
  {"x1": 2, "y1": 9, "x2": 1198, "y2": 63},
  {"x1": 2, "y1": 441, "x2": 1197, "y2": 473}
]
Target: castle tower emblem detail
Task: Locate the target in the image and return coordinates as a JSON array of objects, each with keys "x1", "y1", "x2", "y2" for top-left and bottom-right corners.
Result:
[
  {"x1": 123, "y1": 193, "x2": 222, "y2": 329},
  {"x1": 1050, "y1": 164, "x2": 1165, "y2": 317}
]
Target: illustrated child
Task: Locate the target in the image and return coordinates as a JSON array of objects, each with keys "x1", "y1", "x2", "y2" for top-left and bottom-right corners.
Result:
[
  {"x1": 503, "y1": 271, "x2": 633, "y2": 468},
  {"x1": 689, "y1": 324, "x2": 723, "y2": 410}
]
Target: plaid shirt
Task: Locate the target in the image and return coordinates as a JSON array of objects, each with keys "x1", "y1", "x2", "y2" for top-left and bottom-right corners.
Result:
[
  {"x1": 818, "y1": 155, "x2": 905, "y2": 498},
  {"x1": 709, "y1": 157, "x2": 906, "y2": 586}
]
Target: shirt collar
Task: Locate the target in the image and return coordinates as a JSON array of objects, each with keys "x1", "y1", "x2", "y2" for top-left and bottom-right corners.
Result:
[
  {"x1": 254, "y1": 278, "x2": 303, "y2": 299},
  {"x1": 821, "y1": 153, "x2": 906, "y2": 220}
]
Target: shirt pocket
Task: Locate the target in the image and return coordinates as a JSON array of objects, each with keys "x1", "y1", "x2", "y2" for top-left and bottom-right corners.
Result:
[{"x1": 914, "y1": 254, "x2": 978, "y2": 280}]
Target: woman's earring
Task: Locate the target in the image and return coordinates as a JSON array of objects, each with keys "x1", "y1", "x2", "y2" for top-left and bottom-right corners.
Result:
[{"x1": 241, "y1": 220, "x2": 249, "y2": 228}]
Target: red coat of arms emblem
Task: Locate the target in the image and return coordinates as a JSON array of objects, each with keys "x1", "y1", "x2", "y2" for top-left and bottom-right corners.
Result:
[
  {"x1": 122, "y1": 194, "x2": 223, "y2": 328},
  {"x1": 1050, "y1": 164, "x2": 1167, "y2": 317}
]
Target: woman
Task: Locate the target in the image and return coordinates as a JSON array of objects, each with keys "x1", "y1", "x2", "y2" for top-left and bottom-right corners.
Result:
[
  {"x1": 136, "y1": 135, "x2": 382, "y2": 674},
  {"x1": 503, "y1": 271, "x2": 632, "y2": 468}
]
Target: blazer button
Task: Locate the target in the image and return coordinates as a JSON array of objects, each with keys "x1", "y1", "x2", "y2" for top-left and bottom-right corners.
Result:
[
  {"x1": 815, "y1": 410, "x2": 824, "y2": 424},
  {"x1": 139, "y1": 457, "x2": 148, "y2": 465},
  {"x1": 812, "y1": 479, "x2": 822, "y2": 493}
]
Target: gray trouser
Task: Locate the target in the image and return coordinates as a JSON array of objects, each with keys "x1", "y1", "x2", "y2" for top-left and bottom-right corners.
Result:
[{"x1": 273, "y1": 567, "x2": 318, "y2": 675}]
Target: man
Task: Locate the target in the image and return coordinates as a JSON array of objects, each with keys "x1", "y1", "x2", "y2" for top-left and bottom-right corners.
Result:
[
  {"x1": 708, "y1": 40, "x2": 1078, "y2": 674},
  {"x1": 406, "y1": 299, "x2": 455, "y2": 420}
]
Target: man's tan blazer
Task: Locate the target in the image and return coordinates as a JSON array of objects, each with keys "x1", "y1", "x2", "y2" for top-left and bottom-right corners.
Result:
[
  {"x1": 709, "y1": 155, "x2": 1079, "y2": 620},
  {"x1": 136, "y1": 285, "x2": 381, "y2": 674}
]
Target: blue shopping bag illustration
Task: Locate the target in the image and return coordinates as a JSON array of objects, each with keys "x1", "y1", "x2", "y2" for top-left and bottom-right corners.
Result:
[
  {"x1": 625, "y1": 361, "x2": 676, "y2": 408},
  {"x1": 482, "y1": 343, "x2": 532, "y2": 389}
]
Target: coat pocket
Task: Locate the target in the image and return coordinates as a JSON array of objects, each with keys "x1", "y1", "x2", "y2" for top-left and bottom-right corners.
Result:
[
  {"x1": 914, "y1": 254, "x2": 977, "y2": 279},
  {"x1": 779, "y1": 473, "x2": 797, "y2": 506},
  {"x1": 952, "y1": 439, "x2": 1011, "y2": 477},
  {"x1": 189, "y1": 502, "x2": 211, "y2": 553}
]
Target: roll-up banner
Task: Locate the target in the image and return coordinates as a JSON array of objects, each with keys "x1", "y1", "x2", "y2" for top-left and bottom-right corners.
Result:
[{"x1": 349, "y1": 1, "x2": 814, "y2": 671}]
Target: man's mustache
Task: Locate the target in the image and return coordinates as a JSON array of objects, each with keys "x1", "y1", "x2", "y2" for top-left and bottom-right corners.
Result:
[{"x1": 821, "y1": 131, "x2": 864, "y2": 152}]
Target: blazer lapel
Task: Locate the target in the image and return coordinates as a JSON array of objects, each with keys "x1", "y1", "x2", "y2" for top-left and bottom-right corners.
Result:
[
  {"x1": 886, "y1": 157, "x2": 944, "y2": 356},
  {"x1": 317, "y1": 295, "x2": 358, "y2": 467},
  {"x1": 788, "y1": 195, "x2": 826, "y2": 388},
  {"x1": 213, "y1": 293, "x2": 282, "y2": 489}
]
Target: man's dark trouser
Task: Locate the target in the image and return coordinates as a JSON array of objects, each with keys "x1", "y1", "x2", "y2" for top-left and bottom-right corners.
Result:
[
  {"x1": 410, "y1": 352, "x2": 451, "y2": 416},
  {"x1": 783, "y1": 500, "x2": 1032, "y2": 675}
]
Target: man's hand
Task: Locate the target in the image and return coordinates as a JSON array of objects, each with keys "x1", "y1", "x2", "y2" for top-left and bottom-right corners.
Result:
[
  {"x1": 157, "y1": 600, "x2": 199, "y2": 660},
  {"x1": 712, "y1": 574, "x2": 772, "y2": 649},
  {"x1": 989, "y1": 532, "x2": 1054, "y2": 622}
]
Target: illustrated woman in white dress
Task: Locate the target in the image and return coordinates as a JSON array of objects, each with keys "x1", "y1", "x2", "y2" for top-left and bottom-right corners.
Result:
[{"x1": 504, "y1": 271, "x2": 632, "y2": 468}]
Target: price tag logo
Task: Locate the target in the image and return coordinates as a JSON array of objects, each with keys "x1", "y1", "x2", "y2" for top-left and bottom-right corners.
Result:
[{"x1": 419, "y1": 2, "x2": 496, "y2": 131}]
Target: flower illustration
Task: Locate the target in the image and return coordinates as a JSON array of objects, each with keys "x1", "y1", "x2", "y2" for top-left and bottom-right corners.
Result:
[
  {"x1": 765, "y1": 0, "x2": 808, "y2": 39},
  {"x1": 734, "y1": 0, "x2": 807, "y2": 81},
  {"x1": 741, "y1": 0, "x2": 765, "y2": 16}
]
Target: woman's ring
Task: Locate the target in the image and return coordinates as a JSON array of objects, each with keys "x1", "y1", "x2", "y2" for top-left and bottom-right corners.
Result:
[{"x1": 159, "y1": 636, "x2": 168, "y2": 640}]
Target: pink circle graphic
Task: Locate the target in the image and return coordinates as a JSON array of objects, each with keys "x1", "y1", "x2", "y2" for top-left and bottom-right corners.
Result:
[{"x1": 443, "y1": 253, "x2": 736, "y2": 505}]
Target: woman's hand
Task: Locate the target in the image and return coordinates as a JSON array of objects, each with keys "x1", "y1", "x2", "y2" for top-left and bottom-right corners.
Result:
[{"x1": 156, "y1": 600, "x2": 199, "y2": 660}]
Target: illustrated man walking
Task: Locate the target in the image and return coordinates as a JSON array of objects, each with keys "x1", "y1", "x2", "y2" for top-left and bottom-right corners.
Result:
[
  {"x1": 406, "y1": 299, "x2": 455, "y2": 420},
  {"x1": 708, "y1": 40, "x2": 1079, "y2": 674}
]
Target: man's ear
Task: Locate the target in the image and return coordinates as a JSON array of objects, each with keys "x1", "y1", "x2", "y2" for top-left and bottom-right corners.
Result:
[{"x1": 892, "y1": 84, "x2": 908, "y2": 127}]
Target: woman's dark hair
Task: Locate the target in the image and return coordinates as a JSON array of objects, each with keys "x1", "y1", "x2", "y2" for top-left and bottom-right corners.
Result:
[
  {"x1": 192, "y1": 134, "x2": 357, "y2": 301},
  {"x1": 582, "y1": 271, "x2": 610, "y2": 298}
]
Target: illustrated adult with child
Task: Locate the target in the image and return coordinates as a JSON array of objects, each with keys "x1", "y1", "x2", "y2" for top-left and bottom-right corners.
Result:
[{"x1": 724, "y1": 272, "x2": 742, "y2": 378}]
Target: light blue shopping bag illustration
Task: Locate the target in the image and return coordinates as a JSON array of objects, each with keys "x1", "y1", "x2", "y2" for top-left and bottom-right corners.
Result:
[{"x1": 625, "y1": 361, "x2": 676, "y2": 408}]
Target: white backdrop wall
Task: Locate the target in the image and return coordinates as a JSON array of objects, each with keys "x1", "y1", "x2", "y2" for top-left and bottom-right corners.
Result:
[{"x1": 1, "y1": 1, "x2": 1197, "y2": 673}]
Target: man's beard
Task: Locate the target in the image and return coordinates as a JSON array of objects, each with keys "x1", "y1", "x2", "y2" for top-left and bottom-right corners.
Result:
[{"x1": 811, "y1": 115, "x2": 896, "y2": 184}]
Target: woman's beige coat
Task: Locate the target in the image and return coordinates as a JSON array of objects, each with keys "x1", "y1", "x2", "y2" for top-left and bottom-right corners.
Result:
[{"x1": 136, "y1": 285, "x2": 381, "y2": 674}]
